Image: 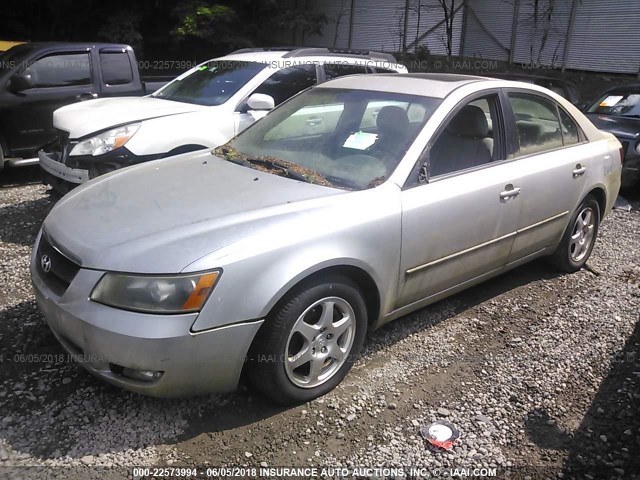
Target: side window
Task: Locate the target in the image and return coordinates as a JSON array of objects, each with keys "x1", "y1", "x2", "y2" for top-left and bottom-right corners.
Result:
[
  {"x1": 100, "y1": 51, "x2": 133, "y2": 85},
  {"x1": 428, "y1": 95, "x2": 500, "y2": 177},
  {"x1": 252, "y1": 65, "x2": 316, "y2": 106},
  {"x1": 324, "y1": 63, "x2": 367, "y2": 80},
  {"x1": 264, "y1": 104, "x2": 344, "y2": 140},
  {"x1": 558, "y1": 107, "x2": 582, "y2": 146},
  {"x1": 24, "y1": 53, "x2": 91, "y2": 88},
  {"x1": 509, "y1": 93, "x2": 563, "y2": 156}
]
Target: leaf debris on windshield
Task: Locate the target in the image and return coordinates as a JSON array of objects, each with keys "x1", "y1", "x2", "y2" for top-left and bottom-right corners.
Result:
[{"x1": 213, "y1": 145, "x2": 341, "y2": 189}]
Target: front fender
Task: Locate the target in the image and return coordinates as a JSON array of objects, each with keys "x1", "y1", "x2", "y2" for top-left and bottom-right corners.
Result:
[
  {"x1": 126, "y1": 109, "x2": 234, "y2": 156},
  {"x1": 189, "y1": 185, "x2": 403, "y2": 332}
]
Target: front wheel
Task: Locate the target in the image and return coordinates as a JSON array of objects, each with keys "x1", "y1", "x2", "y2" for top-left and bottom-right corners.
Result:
[
  {"x1": 549, "y1": 196, "x2": 600, "y2": 272},
  {"x1": 248, "y1": 275, "x2": 368, "y2": 405}
]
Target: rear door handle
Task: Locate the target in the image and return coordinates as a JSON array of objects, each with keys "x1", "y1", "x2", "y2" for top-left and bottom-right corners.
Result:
[
  {"x1": 572, "y1": 164, "x2": 586, "y2": 177},
  {"x1": 500, "y1": 185, "x2": 521, "y2": 200}
]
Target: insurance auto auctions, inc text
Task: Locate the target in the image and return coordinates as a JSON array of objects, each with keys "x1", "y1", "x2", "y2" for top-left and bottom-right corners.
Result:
[{"x1": 255, "y1": 466, "x2": 497, "y2": 478}]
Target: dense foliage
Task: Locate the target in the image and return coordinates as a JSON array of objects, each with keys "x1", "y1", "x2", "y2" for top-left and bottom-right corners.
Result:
[{"x1": 0, "y1": 0, "x2": 327, "y2": 61}]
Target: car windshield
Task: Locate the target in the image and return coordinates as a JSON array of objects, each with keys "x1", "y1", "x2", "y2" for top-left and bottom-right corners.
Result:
[
  {"x1": 588, "y1": 90, "x2": 640, "y2": 118},
  {"x1": 153, "y1": 60, "x2": 267, "y2": 106},
  {"x1": 219, "y1": 88, "x2": 441, "y2": 190}
]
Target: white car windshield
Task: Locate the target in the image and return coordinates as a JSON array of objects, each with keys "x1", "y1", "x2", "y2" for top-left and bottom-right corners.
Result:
[
  {"x1": 153, "y1": 60, "x2": 267, "y2": 106},
  {"x1": 220, "y1": 88, "x2": 441, "y2": 190}
]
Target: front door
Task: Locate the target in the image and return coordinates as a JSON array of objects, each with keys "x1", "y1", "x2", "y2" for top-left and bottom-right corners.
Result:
[
  {"x1": 234, "y1": 64, "x2": 318, "y2": 135},
  {"x1": 6, "y1": 50, "x2": 97, "y2": 155},
  {"x1": 397, "y1": 93, "x2": 521, "y2": 307}
]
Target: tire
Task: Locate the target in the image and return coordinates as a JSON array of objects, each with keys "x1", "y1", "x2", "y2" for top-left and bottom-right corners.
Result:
[
  {"x1": 248, "y1": 274, "x2": 368, "y2": 405},
  {"x1": 548, "y1": 196, "x2": 600, "y2": 273}
]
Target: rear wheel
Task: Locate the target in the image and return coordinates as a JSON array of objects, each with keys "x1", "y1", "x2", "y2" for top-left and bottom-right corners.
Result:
[
  {"x1": 549, "y1": 196, "x2": 600, "y2": 272},
  {"x1": 248, "y1": 274, "x2": 367, "y2": 405}
]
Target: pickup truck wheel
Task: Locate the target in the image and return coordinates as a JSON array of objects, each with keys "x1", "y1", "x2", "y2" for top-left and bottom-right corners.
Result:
[
  {"x1": 248, "y1": 275, "x2": 367, "y2": 405},
  {"x1": 549, "y1": 196, "x2": 600, "y2": 272}
]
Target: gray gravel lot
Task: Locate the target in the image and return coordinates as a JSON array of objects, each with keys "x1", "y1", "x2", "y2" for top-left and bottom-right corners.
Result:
[{"x1": 0, "y1": 183, "x2": 638, "y2": 480}]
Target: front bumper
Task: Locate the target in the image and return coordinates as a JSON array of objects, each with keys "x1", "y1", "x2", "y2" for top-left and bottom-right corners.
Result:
[
  {"x1": 39, "y1": 147, "x2": 163, "y2": 195},
  {"x1": 39, "y1": 150, "x2": 89, "y2": 184},
  {"x1": 30, "y1": 235, "x2": 263, "y2": 398}
]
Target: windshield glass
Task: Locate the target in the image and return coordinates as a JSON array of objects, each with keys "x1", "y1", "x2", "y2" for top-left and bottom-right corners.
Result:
[
  {"x1": 220, "y1": 88, "x2": 441, "y2": 190},
  {"x1": 153, "y1": 60, "x2": 267, "y2": 106},
  {"x1": 588, "y1": 90, "x2": 640, "y2": 118}
]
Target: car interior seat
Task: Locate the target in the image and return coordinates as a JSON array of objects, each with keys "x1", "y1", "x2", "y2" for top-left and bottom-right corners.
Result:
[
  {"x1": 368, "y1": 105, "x2": 411, "y2": 165},
  {"x1": 429, "y1": 105, "x2": 493, "y2": 176}
]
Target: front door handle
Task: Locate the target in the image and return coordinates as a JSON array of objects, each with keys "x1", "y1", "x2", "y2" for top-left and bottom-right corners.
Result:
[
  {"x1": 77, "y1": 92, "x2": 98, "y2": 101},
  {"x1": 500, "y1": 185, "x2": 521, "y2": 200},
  {"x1": 572, "y1": 164, "x2": 587, "y2": 177}
]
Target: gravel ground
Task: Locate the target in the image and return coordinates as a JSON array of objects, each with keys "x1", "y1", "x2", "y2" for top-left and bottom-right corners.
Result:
[{"x1": 0, "y1": 180, "x2": 638, "y2": 480}]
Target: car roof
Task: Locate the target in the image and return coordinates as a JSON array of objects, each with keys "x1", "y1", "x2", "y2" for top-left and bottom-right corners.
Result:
[
  {"x1": 316, "y1": 73, "x2": 495, "y2": 98},
  {"x1": 7, "y1": 41, "x2": 131, "y2": 51},
  {"x1": 487, "y1": 73, "x2": 576, "y2": 86},
  {"x1": 219, "y1": 47, "x2": 404, "y2": 68},
  {"x1": 600, "y1": 83, "x2": 640, "y2": 93}
]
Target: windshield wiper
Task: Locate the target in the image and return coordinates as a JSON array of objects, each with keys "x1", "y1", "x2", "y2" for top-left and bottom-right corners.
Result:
[{"x1": 245, "y1": 158, "x2": 309, "y2": 182}]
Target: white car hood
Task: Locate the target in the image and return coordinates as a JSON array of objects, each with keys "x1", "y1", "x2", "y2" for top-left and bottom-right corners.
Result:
[{"x1": 53, "y1": 97, "x2": 208, "y2": 139}]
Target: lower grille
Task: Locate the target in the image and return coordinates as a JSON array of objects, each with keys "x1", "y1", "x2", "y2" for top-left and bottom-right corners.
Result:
[{"x1": 36, "y1": 232, "x2": 81, "y2": 296}]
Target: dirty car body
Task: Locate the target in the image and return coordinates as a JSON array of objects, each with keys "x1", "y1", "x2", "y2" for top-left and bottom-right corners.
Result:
[{"x1": 31, "y1": 74, "x2": 622, "y2": 404}]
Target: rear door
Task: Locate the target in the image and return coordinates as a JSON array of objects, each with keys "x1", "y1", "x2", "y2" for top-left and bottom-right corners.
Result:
[
  {"x1": 97, "y1": 47, "x2": 143, "y2": 98},
  {"x1": 5, "y1": 48, "x2": 98, "y2": 155},
  {"x1": 504, "y1": 91, "x2": 594, "y2": 264}
]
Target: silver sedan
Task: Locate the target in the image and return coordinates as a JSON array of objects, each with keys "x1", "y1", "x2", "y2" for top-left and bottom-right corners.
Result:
[{"x1": 31, "y1": 74, "x2": 622, "y2": 404}]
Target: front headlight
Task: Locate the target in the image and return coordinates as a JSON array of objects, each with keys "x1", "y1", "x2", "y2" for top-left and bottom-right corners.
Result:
[
  {"x1": 90, "y1": 270, "x2": 220, "y2": 314},
  {"x1": 69, "y1": 123, "x2": 141, "y2": 157}
]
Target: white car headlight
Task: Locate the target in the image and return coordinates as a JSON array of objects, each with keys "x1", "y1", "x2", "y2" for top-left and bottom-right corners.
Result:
[
  {"x1": 90, "y1": 270, "x2": 220, "y2": 314},
  {"x1": 69, "y1": 123, "x2": 141, "y2": 157}
]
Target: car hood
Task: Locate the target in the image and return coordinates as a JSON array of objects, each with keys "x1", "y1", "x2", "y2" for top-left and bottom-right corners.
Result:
[
  {"x1": 43, "y1": 151, "x2": 343, "y2": 273},
  {"x1": 53, "y1": 97, "x2": 208, "y2": 139},
  {"x1": 585, "y1": 113, "x2": 640, "y2": 140}
]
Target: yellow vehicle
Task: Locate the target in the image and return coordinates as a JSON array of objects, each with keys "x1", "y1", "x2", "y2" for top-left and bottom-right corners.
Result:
[{"x1": 0, "y1": 40, "x2": 26, "y2": 52}]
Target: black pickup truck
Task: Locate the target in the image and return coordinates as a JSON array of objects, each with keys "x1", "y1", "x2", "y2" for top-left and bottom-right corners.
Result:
[{"x1": 0, "y1": 42, "x2": 172, "y2": 171}]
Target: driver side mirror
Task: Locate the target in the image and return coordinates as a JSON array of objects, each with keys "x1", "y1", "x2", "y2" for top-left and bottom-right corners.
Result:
[
  {"x1": 8, "y1": 73, "x2": 34, "y2": 92},
  {"x1": 246, "y1": 93, "x2": 275, "y2": 111}
]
